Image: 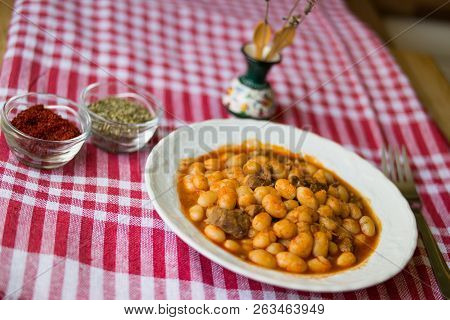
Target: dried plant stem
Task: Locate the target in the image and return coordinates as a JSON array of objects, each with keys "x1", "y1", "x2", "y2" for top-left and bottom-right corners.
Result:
[
  {"x1": 295, "y1": 1, "x2": 317, "y2": 28},
  {"x1": 253, "y1": 0, "x2": 272, "y2": 60},
  {"x1": 285, "y1": 0, "x2": 301, "y2": 25},
  {"x1": 304, "y1": 0, "x2": 317, "y2": 15},
  {"x1": 264, "y1": 0, "x2": 270, "y2": 24},
  {"x1": 253, "y1": 22, "x2": 272, "y2": 60},
  {"x1": 261, "y1": 0, "x2": 271, "y2": 55},
  {"x1": 265, "y1": 22, "x2": 297, "y2": 61},
  {"x1": 264, "y1": 0, "x2": 318, "y2": 61}
]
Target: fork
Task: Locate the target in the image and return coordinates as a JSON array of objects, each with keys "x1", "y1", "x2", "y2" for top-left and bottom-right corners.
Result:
[{"x1": 382, "y1": 146, "x2": 450, "y2": 299}]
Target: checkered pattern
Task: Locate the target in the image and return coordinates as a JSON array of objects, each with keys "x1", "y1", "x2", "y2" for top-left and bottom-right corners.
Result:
[{"x1": 0, "y1": 0, "x2": 448, "y2": 299}]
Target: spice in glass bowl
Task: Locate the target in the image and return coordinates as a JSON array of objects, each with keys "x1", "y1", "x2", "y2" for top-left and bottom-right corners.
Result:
[
  {"x1": 81, "y1": 81, "x2": 160, "y2": 153},
  {"x1": 88, "y1": 96, "x2": 153, "y2": 124},
  {"x1": 11, "y1": 104, "x2": 81, "y2": 140}
]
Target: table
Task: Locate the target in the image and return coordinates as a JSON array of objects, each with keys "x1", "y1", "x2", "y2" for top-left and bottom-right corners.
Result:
[{"x1": 0, "y1": 0, "x2": 448, "y2": 299}]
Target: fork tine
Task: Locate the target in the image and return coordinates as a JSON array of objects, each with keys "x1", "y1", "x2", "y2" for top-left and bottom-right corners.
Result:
[
  {"x1": 394, "y1": 146, "x2": 404, "y2": 182},
  {"x1": 388, "y1": 145, "x2": 397, "y2": 181},
  {"x1": 402, "y1": 146, "x2": 414, "y2": 183},
  {"x1": 381, "y1": 146, "x2": 388, "y2": 177}
]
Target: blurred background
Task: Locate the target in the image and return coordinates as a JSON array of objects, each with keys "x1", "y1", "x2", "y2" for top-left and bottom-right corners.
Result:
[
  {"x1": 348, "y1": 0, "x2": 450, "y2": 80},
  {"x1": 346, "y1": 0, "x2": 450, "y2": 141},
  {"x1": 1, "y1": 0, "x2": 449, "y2": 140}
]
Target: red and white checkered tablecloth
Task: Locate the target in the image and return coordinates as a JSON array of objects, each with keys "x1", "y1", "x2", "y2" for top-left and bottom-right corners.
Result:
[{"x1": 0, "y1": 0, "x2": 448, "y2": 300}]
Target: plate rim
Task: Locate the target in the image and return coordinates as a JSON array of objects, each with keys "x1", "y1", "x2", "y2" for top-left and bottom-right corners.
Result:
[{"x1": 144, "y1": 118, "x2": 418, "y2": 292}]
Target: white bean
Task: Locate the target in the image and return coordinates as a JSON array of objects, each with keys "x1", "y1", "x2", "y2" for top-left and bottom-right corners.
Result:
[
  {"x1": 336, "y1": 252, "x2": 356, "y2": 267},
  {"x1": 276, "y1": 252, "x2": 307, "y2": 273},
  {"x1": 248, "y1": 250, "x2": 277, "y2": 269},
  {"x1": 204, "y1": 225, "x2": 225, "y2": 243},
  {"x1": 189, "y1": 205, "x2": 204, "y2": 222},
  {"x1": 360, "y1": 216, "x2": 376, "y2": 236},
  {"x1": 197, "y1": 191, "x2": 218, "y2": 207},
  {"x1": 313, "y1": 231, "x2": 329, "y2": 257}
]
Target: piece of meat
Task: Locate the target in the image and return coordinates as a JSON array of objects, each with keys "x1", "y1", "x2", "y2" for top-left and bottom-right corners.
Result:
[
  {"x1": 339, "y1": 237, "x2": 353, "y2": 252},
  {"x1": 261, "y1": 163, "x2": 273, "y2": 181},
  {"x1": 206, "y1": 207, "x2": 250, "y2": 239},
  {"x1": 245, "y1": 204, "x2": 264, "y2": 217},
  {"x1": 244, "y1": 174, "x2": 271, "y2": 189},
  {"x1": 309, "y1": 182, "x2": 327, "y2": 193},
  {"x1": 289, "y1": 174, "x2": 326, "y2": 192},
  {"x1": 335, "y1": 227, "x2": 351, "y2": 240},
  {"x1": 289, "y1": 175, "x2": 300, "y2": 187}
]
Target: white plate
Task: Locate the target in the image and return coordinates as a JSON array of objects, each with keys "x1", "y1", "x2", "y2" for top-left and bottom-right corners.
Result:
[{"x1": 144, "y1": 119, "x2": 417, "y2": 292}]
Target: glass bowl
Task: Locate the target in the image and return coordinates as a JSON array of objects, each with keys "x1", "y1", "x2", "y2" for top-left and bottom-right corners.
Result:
[
  {"x1": 80, "y1": 81, "x2": 161, "y2": 153},
  {"x1": 0, "y1": 93, "x2": 91, "y2": 169}
]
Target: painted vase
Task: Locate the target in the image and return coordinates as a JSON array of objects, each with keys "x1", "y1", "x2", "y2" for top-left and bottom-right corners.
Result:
[{"x1": 222, "y1": 43, "x2": 281, "y2": 119}]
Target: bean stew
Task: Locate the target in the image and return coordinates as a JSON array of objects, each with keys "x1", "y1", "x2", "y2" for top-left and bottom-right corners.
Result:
[{"x1": 177, "y1": 140, "x2": 381, "y2": 275}]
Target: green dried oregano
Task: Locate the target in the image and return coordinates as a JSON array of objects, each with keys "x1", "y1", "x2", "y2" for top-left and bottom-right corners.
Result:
[{"x1": 88, "y1": 96, "x2": 153, "y2": 124}]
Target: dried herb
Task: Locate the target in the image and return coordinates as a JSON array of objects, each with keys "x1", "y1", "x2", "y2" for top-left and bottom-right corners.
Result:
[
  {"x1": 252, "y1": 0, "x2": 272, "y2": 59},
  {"x1": 250, "y1": 0, "x2": 319, "y2": 61},
  {"x1": 88, "y1": 96, "x2": 153, "y2": 124},
  {"x1": 88, "y1": 96, "x2": 154, "y2": 141}
]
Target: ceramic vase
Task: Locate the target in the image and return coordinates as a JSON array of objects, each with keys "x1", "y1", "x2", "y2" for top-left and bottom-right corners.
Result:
[{"x1": 222, "y1": 43, "x2": 281, "y2": 119}]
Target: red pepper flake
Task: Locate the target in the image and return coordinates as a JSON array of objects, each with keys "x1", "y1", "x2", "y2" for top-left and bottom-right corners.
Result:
[{"x1": 11, "y1": 104, "x2": 81, "y2": 141}]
